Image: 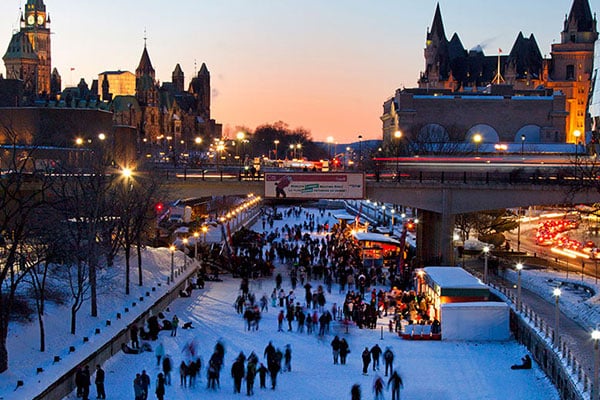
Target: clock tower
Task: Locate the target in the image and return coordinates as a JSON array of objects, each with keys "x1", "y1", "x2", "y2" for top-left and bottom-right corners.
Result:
[
  {"x1": 23, "y1": 0, "x2": 51, "y2": 96},
  {"x1": 4, "y1": 0, "x2": 51, "y2": 97}
]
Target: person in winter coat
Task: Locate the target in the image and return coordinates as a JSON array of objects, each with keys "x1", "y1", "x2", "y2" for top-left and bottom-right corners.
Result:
[
  {"x1": 277, "y1": 310, "x2": 285, "y2": 332},
  {"x1": 283, "y1": 344, "x2": 292, "y2": 372},
  {"x1": 231, "y1": 356, "x2": 245, "y2": 393},
  {"x1": 130, "y1": 325, "x2": 140, "y2": 349},
  {"x1": 331, "y1": 335, "x2": 341, "y2": 364},
  {"x1": 383, "y1": 347, "x2": 394, "y2": 376},
  {"x1": 373, "y1": 375, "x2": 385, "y2": 400},
  {"x1": 155, "y1": 372, "x2": 166, "y2": 400},
  {"x1": 179, "y1": 361, "x2": 188, "y2": 387},
  {"x1": 133, "y1": 373, "x2": 144, "y2": 400},
  {"x1": 162, "y1": 355, "x2": 172, "y2": 385},
  {"x1": 351, "y1": 383, "x2": 361, "y2": 400},
  {"x1": 140, "y1": 370, "x2": 150, "y2": 400},
  {"x1": 94, "y1": 364, "x2": 106, "y2": 399},
  {"x1": 258, "y1": 363, "x2": 268, "y2": 389},
  {"x1": 339, "y1": 338, "x2": 350, "y2": 365},
  {"x1": 171, "y1": 315, "x2": 179, "y2": 337},
  {"x1": 388, "y1": 370, "x2": 404, "y2": 400},
  {"x1": 80, "y1": 365, "x2": 91, "y2": 400},
  {"x1": 155, "y1": 342, "x2": 165, "y2": 366},
  {"x1": 370, "y1": 344, "x2": 382, "y2": 371},
  {"x1": 246, "y1": 357, "x2": 257, "y2": 395},
  {"x1": 361, "y1": 347, "x2": 371, "y2": 375}
]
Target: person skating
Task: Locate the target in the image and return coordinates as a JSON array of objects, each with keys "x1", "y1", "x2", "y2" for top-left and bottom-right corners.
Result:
[
  {"x1": 283, "y1": 344, "x2": 292, "y2": 372},
  {"x1": 140, "y1": 369, "x2": 150, "y2": 400},
  {"x1": 388, "y1": 370, "x2": 404, "y2": 400},
  {"x1": 162, "y1": 355, "x2": 172, "y2": 386},
  {"x1": 80, "y1": 365, "x2": 91, "y2": 400},
  {"x1": 361, "y1": 347, "x2": 371, "y2": 375},
  {"x1": 246, "y1": 356, "x2": 257, "y2": 395},
  {"x1": 331, "y1": 335, "x2": 341, "y2": 364},
  {"x1": 133, "y1": 373, "x2": 144, "y2": 400},
  {"x1": 258, "y1": 363, "x2": 268, "y2": 389},
  {"x1": 340, "y1": 338, "x2": 350, "y2": 365},
  {"x1": 231, "y1": 354, "x2": 245, "y2": 393},
  {"x1": 351, "y1": 383, "x2": 361, "y2": 400},
  {"x1": 94, "y1": 364, "x2": 106, "y2": 399},
  {"x1": 383, "y1": 347, "x2": 394, "y2": 376},
  {"x1": 373, "y1": 375, "x2": 384, "y2": 400},
  {"x1": 155, "y1": 372, "x2": 166, "y2": 400},
  {"x1": 171, "y1": 315, "x2": 179, "y2": 337},
  {"x1": 155, "y1": 342, "x2": 165, "y2": 367},
  {"x1": 370, "y1": 344, "x2": 382, "y2": 371}
]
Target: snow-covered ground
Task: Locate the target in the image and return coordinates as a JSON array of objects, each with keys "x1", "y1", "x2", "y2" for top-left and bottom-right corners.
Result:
[{"x1": 0, "y1": 205, "x2": 563, "y2": 400}]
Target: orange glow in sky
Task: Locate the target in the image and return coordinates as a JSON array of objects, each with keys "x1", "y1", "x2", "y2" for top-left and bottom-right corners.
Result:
[{"x1": 0, "y1": 0, "x2": 594, "y2": 142}]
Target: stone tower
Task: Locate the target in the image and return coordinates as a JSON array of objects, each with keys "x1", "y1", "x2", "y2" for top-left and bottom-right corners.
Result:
[
  {"x1": 547, "y1": 0, "x2": 598, "y2": 143},
  {"x1": 3, "y1": 0, "x2": 52, "y2": 97},
  {"x1": 172, "y1": 64, "x2": 184, "y2": 93}
]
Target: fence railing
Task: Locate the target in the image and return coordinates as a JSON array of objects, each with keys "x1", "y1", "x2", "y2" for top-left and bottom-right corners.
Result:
[{"x1": 490, "y1": 282, "x2": 591, "y2": 400}]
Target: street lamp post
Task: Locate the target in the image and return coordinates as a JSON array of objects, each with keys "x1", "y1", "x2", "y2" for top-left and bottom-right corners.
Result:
[
  {"x1": 289, "y1": 144, "x2": 295, "y2": 160},
  {"x1": 273, "y1": 140, "x2": 279, "y2": 161},
  {"x1": 473, "y1": 134, "x2": 482, "y2": 157},
  {"x1": 394, "y1": 130, "x2": 402, "y2": 181},
  {"x1": 170, "y1": 245, "x2": 176, "y2": 283},
  {"x1": 182, "y1": 238, "x2": 188, "y2": 270},
  {"x1": 553, "y1": 288, "x2": 561, "y2": 348},
  {"x1": 520, "y1": 134, "x2": 525, "y2": 158},
  {"x1": 390, "y1": 209, "x2": 395, "y2": 232},
  {"x1": 381, "y1": 205, "x2": 386, "y2": 224},
  {"x1": 358, "y1": 134, "x2": 363, "y2": 170},
  {"x1": 574, "y1": 130, "x2": 581, "y2": 161},
  {"x1": 592, "y1": 328, "x2": 600, "y2": 400},
  {"x1": 483, "y1": 246, "x2": 490, "y2": 284},
  {"x1": 516, "y1": 263, "x2": 523, "y2": 312},
  {"x1": 202, "y1": 225, "x2": 208, "y2": 243},
  {"x1": 193, "y1": 232, "x2": 199, "y2": 260}
]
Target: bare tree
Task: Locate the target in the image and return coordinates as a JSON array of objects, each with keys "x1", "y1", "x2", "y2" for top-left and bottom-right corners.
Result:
[{"x1": 0, "y1": 138, "x2": 51, "y2": 372}]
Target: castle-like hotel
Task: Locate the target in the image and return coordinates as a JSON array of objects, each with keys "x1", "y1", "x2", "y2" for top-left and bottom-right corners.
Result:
[
  {"x1": 0, "y1": 0, "x2": 221, "y2": 156},
  {"x1": 382, "y1": 0, "x2": 597, "y2": 149}
]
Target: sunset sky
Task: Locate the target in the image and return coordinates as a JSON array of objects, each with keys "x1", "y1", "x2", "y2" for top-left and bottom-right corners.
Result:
[{"x1": 0, "y1": 0, "x2": 595, "y2": 142}]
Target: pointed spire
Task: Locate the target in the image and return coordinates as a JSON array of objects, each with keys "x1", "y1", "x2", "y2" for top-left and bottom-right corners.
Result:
[
  {"x1": 428, "y1": 3, "x2": 447, "y2": 43},
  {"x1": 136, "y1": 45, "x2": 155, "y2": 79},
  {"x1": 173, "y1": 63, "x2": 183, "y2": 76},
  {"x1": 564, "y1": 0, "x2": 595, "y2": 32},
  {"x1": 199, "y1": 62, "x2": 209, "y2": 76}
]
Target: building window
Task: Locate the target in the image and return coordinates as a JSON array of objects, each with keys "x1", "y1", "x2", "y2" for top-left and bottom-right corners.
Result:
[{"x1": 566, "y1": 65, "x2": 575, "y2": 80}]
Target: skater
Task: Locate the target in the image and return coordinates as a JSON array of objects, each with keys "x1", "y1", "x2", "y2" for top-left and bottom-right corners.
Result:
[
  {"x1": 370, "y1": 344, "x2": 382, "y2": 371},
  {"x1": 284, "y1": 344, "x2": 292, "y2": 372},
  {"x1": 388, "y1": 371, "x2": 404, "y2": 400},
  {"x1": 140, "y1": 370, "x2": 150, "y2": 400},
  {"x1": 155, "y1": 373, "x2": 166, "y2": 400},
  {"x1": 133, "y1": 373, "x2": 144, "y2": 400},
  {"x1": 340, "y1": 338, "x2": 350, "y2": 365},
  {"x1": 162, "y1": 355, "x2": 172, "y2": 385},
  {"x1": 94, "y1": 364, "x2": 106, "y2": 399},
  {"x1": 80, "y1": 365, "x2": 91, "y2": 400},
  {"x1": 258, "y1": 363, "x2": 268, "y2": 389},
  {"x1": 331, "y1": 335, "x2": 341, "y2": 364},
  {"x1": 277, "y1": 310, "x2": 284, "y2": 332},
  {"x1": 246, "y1": 357, "x2": 257, "y2": 395},
  {"x1": 171, "y1": 315, "x2": 179, "y2": 337},
  {"x1": 373, "y1": 375, "x2": 384, "y2": 400},
  {"x1": 351, "y1": 383, "x2": 361, "y2": 400},
  {"x1": 361, "y1": 347, "x2": 371, "y2": 375},
  {"x1": 130, "y1": 325, "x2": 140, "y2": 349},
  {"x1": 155, "y1": 342, "x2": 165, "y2": 366},
  {"x1": 383, "y1": 347, "x2": 394, "y2": 376},
  {"x1": 231, "y1": 355, "x2": 245, "y2": 393}
]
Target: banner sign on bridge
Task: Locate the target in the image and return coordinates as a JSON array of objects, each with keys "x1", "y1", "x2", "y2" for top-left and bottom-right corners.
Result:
[{"x1": 264, "y1": 172, "x2": 365, "y2": 199}]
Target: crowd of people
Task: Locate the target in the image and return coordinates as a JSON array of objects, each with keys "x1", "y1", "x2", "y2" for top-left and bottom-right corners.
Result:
[{"x1": 81, "y1": 205, "x2": 416, "y2": 399}]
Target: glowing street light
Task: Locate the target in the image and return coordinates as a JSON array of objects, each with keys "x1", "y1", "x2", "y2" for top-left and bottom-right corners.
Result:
[
  {"x1": 98, "y1": 133, "x2": 106, "y2": 141},
  {"x1": 394, "y1": 130, "x2": 402, "y2": 180},
  {"x1": 75, "y1": 137, "x2": 84, "y2": 146},
  {"x1": 121, "y1": 167, "x2": 132, "y2": 179},
  {"x1": 473, "y1": 133, "x2": 482, "y2": 156},
  {"x1": 553, "y1": 288, "x2": 561, "y2": 348},
  {"x1": 193, "y1": 232, "x2": 199, "y2": 259},
  {"x1": 574, "y1": 130, "x2": 582, "y2": 161},
  {"x1": 516, "y1": 263, "x2": 523, "y2": 312},
  {"x1": 520, "y1": 134, "x2": 525, "y2": 158},
  {"x1": 201, "y1": 225, "x2": 208, "y2": 243}
]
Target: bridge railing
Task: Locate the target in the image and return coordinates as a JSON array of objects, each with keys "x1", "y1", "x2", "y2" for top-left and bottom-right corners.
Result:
[{"x1": 146, "y1": 166, "x2": 582, "y2": 186}]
